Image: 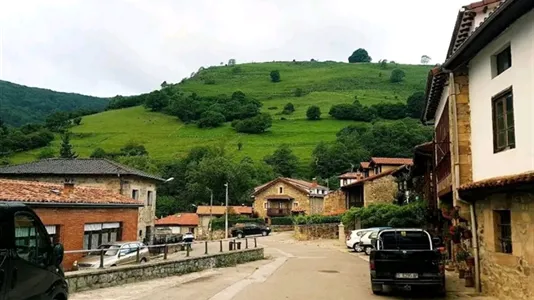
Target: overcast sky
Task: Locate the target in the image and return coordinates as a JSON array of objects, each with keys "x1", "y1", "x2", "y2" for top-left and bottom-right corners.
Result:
[{"x1": 0, "y1": 0, "x2": 468, "y2": 97}]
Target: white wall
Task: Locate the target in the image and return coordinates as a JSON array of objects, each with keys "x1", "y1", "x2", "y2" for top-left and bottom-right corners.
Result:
[
  {"x1": 434, "y1": 85, "x2": 450, "y2": 126},
  {"x1": 469, "y1": 10, "x2": 534, "y2": 181}
]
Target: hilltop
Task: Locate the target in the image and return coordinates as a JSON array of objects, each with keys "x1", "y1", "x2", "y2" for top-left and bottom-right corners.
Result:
[
  {"x1": 0, "y1": 80, "x2": 109, "y2": 127},
  {"x1": 9, "y1": 61, "x2": 430, "y2": 166}
]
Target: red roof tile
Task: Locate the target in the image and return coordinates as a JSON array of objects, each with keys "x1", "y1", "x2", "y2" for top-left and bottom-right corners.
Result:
[
  {"x1": 155, "y1": 213, "x2": 199, "y2": 226},
  {"x1": 338, "y1": 172, "x2": 363, "y2": 179},
  {"x1": 459, "y1": 171, "x2": 534, "y2": 191},
  {"x1": 360, "y1": 162, "x2": 371, "y2": 169},
  {"x1": 370, "y1": 157, "x2": 413, "y2": 166},
  {"x1": 0, "y1": 179, "x2": 140, "y2": 206},
  {"x1": 196, "y1": 206, "x2": 253, "y2": 216},
  {"x1": 253, "y1": 177, "x2": 327, "y2": 195},
  {"x1": 341, "y1": 166, "x2": 403, "y2": 189},
  {"x1": 466, "y1": 0, "x2": 502, "y2": 10}
]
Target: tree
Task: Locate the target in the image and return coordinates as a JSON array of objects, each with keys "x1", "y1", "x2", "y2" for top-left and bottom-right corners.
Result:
[
  {"x1": 232, "y1": 113, "x2": 272, "y2": 134},
  {"x1": 420, "y1": 55, "x2": 432, "y2": 65},
  {"x1": 160, "y1": 81, "x2": 168, "y2": 88},
  {"x1": 73, "y1": 117, "x2": 82, "y2": 125},
  {"x1": 237, "y1": 142, "x2": 243, "y2": 151},
  {"x1": 348, "y1": 48, "x2": 372, "y2": 63},
  {"x1": 198, "y1": 111, "x2": 226, "y2": 128},
  {"x1": 144, "y1": 90, "x2": 168, "y2": 112},
  {"x1": 270, "y1": 70, "x2": 281, "y2": 83},
  {"x1": 283, "y1": 103, "x2": 295, "y2": 114},
  {"x1": 380, "y1": 59, "x2": 388, "y2": 69},
  {"x1": 120, "y1": 142, "x2": 148, "y2": 156},
  {"x1": 38, "y1": 148, "x2": 55, "y2": 159},
  {"x1": 59, "y1": 132, "x2": 78, "y2": 158},
  {"x1": 90, "y1": 147, "x2": 108, "y2": 158},
  {"x1": 306, "y1": 106, "x2": 321, "y2": 120},
  {"x1": 406, "y1": 91, "x2": 426, "y2": 119},
  {"x1": 264, "y1": 144, "x2": 299, "y2": 177},
  {"x1": 294, "y1": 88, "x2": 303, "y2": 97},
  {"x1": 45, "y1": 112, "x2": 71, "y2": 132},
  {"x1": 228, "y1": 59, "x2": 236, "y2": 66},
  {"x1": 390, "y1": 69, "x2": 406, "y2": 83},
  {"x1": 371, "y1": 102, "x2": 407, "y2": 120}
]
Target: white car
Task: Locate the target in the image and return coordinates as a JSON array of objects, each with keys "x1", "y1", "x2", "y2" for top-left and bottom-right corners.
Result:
[
  {"x1": 347, "y1": 227, "x2": 392, "y2": 254},
  {"x1": 346, "y1": 229, "x2": 370, "y2": 252},
  {"x1": 359, "y1": 231, "x2": 379, "y2": 255}
]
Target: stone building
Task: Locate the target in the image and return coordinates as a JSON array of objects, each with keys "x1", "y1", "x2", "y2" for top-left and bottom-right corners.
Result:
[
  {"x1": 419, "y1": 0, "x2": 534, "y2": 298},
  {"x1": 340, "y1": 168, "x2": 403, "y2": 208},
  {"x1": 0, "y1": 158, "x2": 165, "y2": 244},
  {"x1": 252, "y1": 178, "x2": 329, "y2": 221},
  {"x1": 0, "y1": 178, "x2": 141, "y2": 270}
]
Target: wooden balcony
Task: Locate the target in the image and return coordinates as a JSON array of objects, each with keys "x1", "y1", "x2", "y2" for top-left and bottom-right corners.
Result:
[{"x1": 267, "y1": 208, "x2": 291, "y2": 217}]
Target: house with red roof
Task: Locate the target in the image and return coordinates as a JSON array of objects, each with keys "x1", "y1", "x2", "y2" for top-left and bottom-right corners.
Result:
[
  {"x1": 195, "y1": 205, "x2": 253, "y2": 236},
  {"x1": 0, "y1": 178, "x2": 142, "y2": 270},
  {"x1": 155, "y1": 213, "x2": 199, "y2": 236}
]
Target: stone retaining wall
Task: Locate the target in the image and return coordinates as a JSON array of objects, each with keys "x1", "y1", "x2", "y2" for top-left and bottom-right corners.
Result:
[
  {"x1": 294, "y1": 223, "x2": 339, "y2": 241},
  {"x1": 271, "y1": 225, "x2": 294, "y2": 232},
  {"x1": 66, "y1": 248, "x2": 264, "y2": 294}
]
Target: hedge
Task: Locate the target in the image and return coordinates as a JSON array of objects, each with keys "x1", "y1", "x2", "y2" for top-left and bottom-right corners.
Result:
[
  {"x1": 341, "y1": 201, "x2": 427, "y2": 228},
  {"x1": 293, "y1": 214, "x2": 341, "y2": 225},
  {"x1": 270, "y1": 217, "x2": 294, "y2": 225},
  {"x1": 210, "y1": 217, "x2": 264, "y2": 231}
]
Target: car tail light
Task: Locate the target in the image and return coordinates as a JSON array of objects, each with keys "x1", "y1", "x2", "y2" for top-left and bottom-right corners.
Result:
[
  {"x1": 439, "y1": 263, "x2": 444, "y2": 274},
  {"x1": 370, "y1": 261, "x2": 375, "y2": 270},
  {"x1": 346, "y1": 235, "x2": 351, "y2": 241}
]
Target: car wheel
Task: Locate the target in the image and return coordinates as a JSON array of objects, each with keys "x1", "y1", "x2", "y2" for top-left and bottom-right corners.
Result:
[
  {"x1": 140, "y1": 258, "x2": 147, "y2": 263},
  {"x1": 371, "y1": 283, "x2": 383, "y2": 295},
  {"x1": 237, "y1": 233, "x2": 244, "y2": 239},
  {"x1": 364, "y1": 246, "x2": 372, "y2": 256},
  {"x1": 353, "y1": 244, "x2": 363, "y2": 252},
  {"x1": 261, "y1": 231, "x2": 268, "y2": 236},
  {"x1": 110, "y1": 264, "x2": 117, "y2": 267}
]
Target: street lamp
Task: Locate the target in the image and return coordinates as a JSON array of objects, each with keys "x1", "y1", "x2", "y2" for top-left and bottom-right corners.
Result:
[
  {"x1": 206, "y1": 187, "x2": 214, "y2": 240},
  {"x1": 224, "y1": 183, "x2": 229, "y2": 239},
  {"x1": 164, "y1": 177, "x2": 175, "y2": 183}
]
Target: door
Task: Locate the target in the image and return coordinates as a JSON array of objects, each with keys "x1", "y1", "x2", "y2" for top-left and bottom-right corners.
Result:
[
  {"x1": 6, "y1": 212, "x2": 56, "y2": 300},
  {"x1": 309, "y1": 198, "x2": 324, "y2": 214},
  {"x1": 117, "y1": 244, "x2": 133, "y2": 266}
]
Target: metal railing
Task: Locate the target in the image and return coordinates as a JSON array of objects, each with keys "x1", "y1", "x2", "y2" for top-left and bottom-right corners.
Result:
[{"x1": 64, "y1": 237, "x2": 259, "y2": 271}]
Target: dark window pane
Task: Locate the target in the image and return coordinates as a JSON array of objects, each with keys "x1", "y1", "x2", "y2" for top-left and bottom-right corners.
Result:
[
  {"x1": 506, "y1": 111, "x2": 514, "y2": 128},
  {"x1": 508, "y1": 129, "x2": 515, "y2": 146},
  {"x1": 498, "y1": 132, "x2": 506, "y2": 148},
  {"x1": 496, "y1": 47, "x2": 512, "y2": 75},
  {"x1": 496, "y1": 101, "x2": 504, "y2": 117},
  {"x1": 497, "y1": 116, "x2": 505, "y2": 131},
  {"x1": 506, "y1": 94, "x2": 513, "y2": 111}
]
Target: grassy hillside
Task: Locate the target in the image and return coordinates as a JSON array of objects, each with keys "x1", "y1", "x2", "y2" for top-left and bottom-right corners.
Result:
[
  {"x1": 0, "y1": 80, "x2": 109, "y2": 126},
  {"x1": 10, "y1": 61, "x2": 429, "y2": 165}
]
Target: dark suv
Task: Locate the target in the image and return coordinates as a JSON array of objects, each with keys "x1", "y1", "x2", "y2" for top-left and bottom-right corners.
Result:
[
  {"x1": 230, "y1": 223, "x2": 271, "y2": 238},
  {"x1": 0, "y1": 202, "x2": 68, "y2": 300}
]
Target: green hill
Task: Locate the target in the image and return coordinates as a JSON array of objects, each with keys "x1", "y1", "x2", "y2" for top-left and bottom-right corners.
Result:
[
  {"x1": 0, "y1": 80, "x2": 109, "y2": 127},
  {"x1": 9, "y1": 61, "x2": 430, "y2": 165}
]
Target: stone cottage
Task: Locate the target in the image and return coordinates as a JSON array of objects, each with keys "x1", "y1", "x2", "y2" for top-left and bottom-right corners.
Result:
[
  {"x1": 0, "y1": 158, "x2": 165, "y2": 244},
  {"x1": 252, "y1": 177, "x2": 329, "y2": 221}
]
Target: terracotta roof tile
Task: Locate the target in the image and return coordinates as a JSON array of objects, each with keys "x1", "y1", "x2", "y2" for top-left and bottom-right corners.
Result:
[
  {"x1": 155, "y1": 213, "x2": 199, "y2": 226},
  {"x1": 341, "y1": 166, "x2": 404, "y2": 189},
  {"x1": 360, "y1": 162, "x2": 370, "y2": 169},
  {"x1": 459, "y1": 171, "x2": 534, "y2": 191},
  {"x1": 370, "y1": 157, "x2": 413, "y2": 166},
  {"x1": 196, "y1": 206, "x2": 253, "y2": 216},
  {"x1": 338, "y1": 172, "x2": 363, "y2": 179},
  {"x1": 0, "y1": 179, "x2": 140, "y2": 206},
  {"x1": 253, "y1": 177, "x2": 328, "y2": 195}
]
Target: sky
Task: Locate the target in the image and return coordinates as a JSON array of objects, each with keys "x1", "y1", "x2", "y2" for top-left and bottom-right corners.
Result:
[{"x1": 0, "y1": 0, "x2": 469, "y2": 97}]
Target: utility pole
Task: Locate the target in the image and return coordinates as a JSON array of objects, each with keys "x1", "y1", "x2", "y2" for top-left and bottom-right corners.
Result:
[
  {"x1": 224, "y1": 183, "x2": 229, "y2": 239},
  {"x1": 207, "y1": 188, "x2": 213, "y2": 240}
]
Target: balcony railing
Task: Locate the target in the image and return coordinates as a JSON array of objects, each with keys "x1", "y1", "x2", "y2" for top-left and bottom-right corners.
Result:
[{"x1": 267, "y1": 208, "x2": 291, "y2": 217}]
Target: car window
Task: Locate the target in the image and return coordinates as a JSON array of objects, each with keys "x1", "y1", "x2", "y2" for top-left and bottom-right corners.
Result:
[
  {"x1": 119, "y1": 244, "x2": 131, "y2": 255},
  {"x1": 380, "y1": 231, "x2": 431, "y2": 250},
  {"x1": 14, "y1": 213, "x2": 51, "y2": 267},
  {"x1": 369, "y1": 232, "x2": 378, "y2": 239},
  {"x1": 98, "y1": 244, "x2": 120, "y2": 256},
  {"x1": 356, "y1": 231, "x2": 368, "y2": 237}
]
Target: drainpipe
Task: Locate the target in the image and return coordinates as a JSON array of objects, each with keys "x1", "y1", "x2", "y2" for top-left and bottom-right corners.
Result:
[{"x1": 443, "y1": 68, "x2": 481, "y2": 293}]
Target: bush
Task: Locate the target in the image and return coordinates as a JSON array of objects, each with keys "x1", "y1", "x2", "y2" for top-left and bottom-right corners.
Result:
[
  {"x1": 342, "y1": 201, "x2": 427, "y2": 229},
  {"x1": 294, "y1": 88, "x2": 303, "y2": 97},
  {"x1": 293, "y1": 215, "x2": 341, "y2": 225},
  {"x1": 210, "y1": 217, "x2": 264, "y2": 231},
  {"x1": 390, "y1": 68, "x2": 406, "y2": 83},
  {"x1": 282, "y1": 103, "x2": 295, "y2": 114},
  {"x1": 73, "y1": 117, "x2": 82, "y2": 125},
  {"x1": 232, "y1": 113, "x2": 272, "y2": 134},
  {"x1": 271, "y1": 217, "x2": 294, "y2": 225},
  {"x1": 306, "y1": 105, "x2": 321, "y2": 120},
  {"x1": 90, "y1": 147, "x2": 108, "y2": 158},
  {"x1": 37, "y1": 148, "x2": 55, "y2": 159},
  {"x1": 270, "y1": 70, "x2": 281, "y2": 83},
  {"x1": 348, "y1": 48, "x2": 372, "y2": 63},
  {"x1": 198, "y1": 110, "x2": 226, "y2": 128}
]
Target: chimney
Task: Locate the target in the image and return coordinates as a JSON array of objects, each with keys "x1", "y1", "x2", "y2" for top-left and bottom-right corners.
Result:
[
  {"x1": 63, "y1": 179, "x2": 75, "y2": 196},
  {"x1": 311, "y1": 178, "x2": 318, "y2": 188}
]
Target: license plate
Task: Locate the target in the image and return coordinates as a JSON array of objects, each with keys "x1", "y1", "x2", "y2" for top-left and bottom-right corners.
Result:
[{"x1": 396, "y1": 273, "x2": 418, "y2": 279}]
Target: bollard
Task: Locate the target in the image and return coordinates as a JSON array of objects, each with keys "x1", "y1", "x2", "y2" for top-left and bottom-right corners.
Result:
[
  {"x1": 245, "y1": 238, "x2": 248, "y2": 249},
  {"x1": 99, "y1": 249, "x2": 105, "y2": 268},
  {"x1": 136, "y1": 247, "x2": 140, "y2": 263},
  {"x1": 254, "y1": 237, "x2": 257, "y2": 248},
  {"x1": 229, "y1": 241, "x2": 234, "y2": 251},
  {"x1": 204, "y1": 241, "x2": 208, "y2": 255},
  {"x1": 220, "y1": 240, "x2": 223, "y2": 252},
  {"x1": 163, "y1": 244, "x2": 168, "y2": 260},
  {"x1": 186, "y1": 243, "x2": 190, "y2": 257}
]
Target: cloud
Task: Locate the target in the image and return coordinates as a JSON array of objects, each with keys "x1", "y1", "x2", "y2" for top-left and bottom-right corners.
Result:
[{"x1": 0, "y1": 0, "x2": 468, "y2": 97}]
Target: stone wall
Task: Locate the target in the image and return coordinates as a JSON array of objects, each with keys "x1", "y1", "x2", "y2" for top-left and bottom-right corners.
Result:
[
  {"x1": 65, "y1": 247, "x2": 264, "y2": 294},
  {"x1": 323, "y1": 190, "x2": 346, "y2": 215},
  {"x1": 363, "y1": 175, "x2": 397, "y2": 206},
  {"x1": 271, "y1": 225, "x2": 294, "y2": 232},
  {"x1": 293, "y1": 224, "x2": 339, "y2": 241},
  {"x1": 475, "y1": 191, "x2": 534, "y2": 300}
]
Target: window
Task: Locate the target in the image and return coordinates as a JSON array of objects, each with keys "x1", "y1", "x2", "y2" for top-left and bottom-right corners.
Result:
[
  {"x1": 279, "y1": 187, "x2": 283, "y2": 194},
  {"x1": 263, "y1": 202, "x2": 268, "y2": 209},
  {"x1": 147, "y1": 191, "x2": 153, "y2": 206},
  {"x1": 293, "y1": 202, "x2": 299, "y2": 208},
  {"x1": 492, "y1": 88, "x2": 515, "y2": 152},
  {"x1": 14, "y1": 213, "x2": 51, "y2": 267},
  {"x1": 45, "y1": 225, "x2": 60, "y2": 244},
  {"x1": 83, "y1": 223, "x2": 122, "y2": 250},
  {"x1": 380, "y1": 231, "x2": 431, "y2": 250},
  {"x1": 495, "y1": 210, "x2": 512, "y2": 254},
  {"x1": 132, "y1": 189, "x2": 139, "y2": 200},
  {"x1": 495, "y1": 46, "x2": 512, "y2": 76}
]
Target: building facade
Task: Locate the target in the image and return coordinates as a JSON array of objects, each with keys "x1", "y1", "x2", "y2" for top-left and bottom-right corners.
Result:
[
  {"x1": 0, "y1": 158, "x2": 164, "y2": 244},
  {"x1": 195, "y1": 206, "x2": 253, "y2": 237},
  {"x1": 155, "y1": 213, "x2": 199, "y2": 236}
]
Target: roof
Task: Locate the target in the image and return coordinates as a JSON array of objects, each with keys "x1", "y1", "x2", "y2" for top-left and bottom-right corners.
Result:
[
  {"x1": 341, "y1": 167, "x2": 401, "y2": 189},
  {"x1": 421, "y1": 67, "x2": 448, "y2": 124},
  {"x1": 338, "y1": 172, "x2": 363, "y2": 179},
  {"x1": 444, "y1": 0, "x2": 534, "y2": 70},
  {"x1": 196, "y1": 205, "x2": 253, "y2": 216},
  {"x1": 155, "y1": 213, "x2": 199, "y2": 226},
  {"x1": 264, "y1": 194, "x2": 294, "y2": 200},
  {"x1": 459, "y1": 171, "x2": 534, "y2": 191},
  {"x1": 360, "y1": 162, "x2": 370, "y2": 169},
  {"x1": 370, "y1": 157, "x2": 413, "y2": 166},
  {"x1": 0, "y1": 179, "x2": 141, "y2": 206},
  {"x1": 253, "y1": 177, "x2": 328, "y2": 196},
  {"x1": 0, "y1": 158, "x2": 164, "y2": 182}
]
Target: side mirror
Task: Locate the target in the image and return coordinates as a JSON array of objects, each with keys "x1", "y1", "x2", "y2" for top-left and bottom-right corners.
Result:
[
  {"x1": 371, "y1": 238, "x2": 378, "y2": 249},
  {"x1": 52, "y1": 244, "x2": 64, "y2": 266}
]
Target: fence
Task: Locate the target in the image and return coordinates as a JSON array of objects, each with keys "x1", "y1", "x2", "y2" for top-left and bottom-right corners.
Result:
[{"x1": 64, "y1": 237, "x2": 259, "y2": 272}]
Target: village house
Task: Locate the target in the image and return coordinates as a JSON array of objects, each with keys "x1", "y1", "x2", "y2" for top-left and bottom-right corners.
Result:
[
  {"x1": 155, "y1": 213, "x2": 199, "y2": 236},
  {"x1": 252, "y1": 178, "x2": 329, "y2": 221},
  {"x1": 0, "y1": 158, "x2": 165, "y2": 244},
  {"x1": 420, "y1": 0, "x2": 534, "y2": 298},
  {"x1": 0, "y1": 178, "x2": 141, "y2": 270},
  {"x1": 196, "y1": 205, "x2": 253, "y2": 236}
]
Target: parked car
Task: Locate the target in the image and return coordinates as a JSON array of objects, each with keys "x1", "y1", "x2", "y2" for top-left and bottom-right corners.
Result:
[
  {"x1": 358, "y1": 230, "x2": 379, "y2": 255},
  {"x1": 182, "y1": 232, "x2": 194, "y2": 243},
  {"x1": 369, "y1": 228, "x2": 445, "y2": 295},
  {"x1": 231, "y1": 223, "x2": 270, "y2": 238},
  {"x1": 346, "y1": 227, "x2": 391, "y2": 252},
  {"x1": 0, "y1": 202, "x2": 68, "y2": 300},
  {"x1": 73, "y1": 241, "x2": 150, "y2": 270}
]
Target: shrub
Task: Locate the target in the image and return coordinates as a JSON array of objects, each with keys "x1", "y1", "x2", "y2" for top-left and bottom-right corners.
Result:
[
  {"x1": 270, "y1": 70, "x2": 281, "y2": 82},
  {"x1": 306, "y1": 105, "x2": 321, "y2": 120},
  {"x1": 342, "y1": 201, "x2": 427, "y2": 229},
  {"x1": 232, "y1": 113, "x2": 272, "y2": 134},
  {"x1": 390, "y1": 68, "x2": 406, "y2": 83},
  {"x1": 282, "y1": 103, "x2": 295, "y2": 114},
  {"x1": 294, "y1": 88, "x2": 303, "y2": 97},
  {"x1": 293, "y1": 215, "x2": 341, "y2": 225},
  {"x1": 90, "y1": 147, "x2": 108, "y2": 158},
  {"x1": 37, "y1": 148, "x2": 55, "y2": 159},
  {"x1": 197, "y1": 110, "x2": 226, "y2": 128},
  {"x1": 73, "y1": 117, "x2": 82, "y2": 125},
  {"x1": 271, "y1": 217, "x2": 294, "y2": 225},
  {"x1": 210, "y1": 217, "x2": 264, "y2": 230}
]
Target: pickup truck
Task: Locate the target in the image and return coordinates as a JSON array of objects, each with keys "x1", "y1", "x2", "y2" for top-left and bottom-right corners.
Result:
[
  {"x1": 369, "y1": 228, "x2": 445, "y2": 296},
  {"x1": 0, "y1": 202, "x2": 68, "y2": 300}
]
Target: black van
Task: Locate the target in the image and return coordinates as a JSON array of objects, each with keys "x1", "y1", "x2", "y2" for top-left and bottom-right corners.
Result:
[{"x1": 0, "y1": 202, "x2": 68, "y2": 300}]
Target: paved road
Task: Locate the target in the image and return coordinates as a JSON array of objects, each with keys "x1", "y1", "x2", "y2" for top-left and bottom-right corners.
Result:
[{"x1": 71, "y1": 232, "x2": 492, "y2": 300}]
